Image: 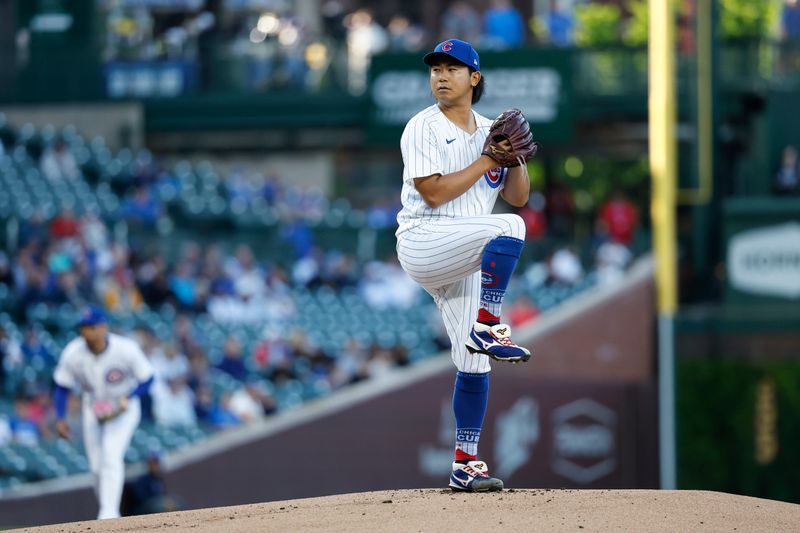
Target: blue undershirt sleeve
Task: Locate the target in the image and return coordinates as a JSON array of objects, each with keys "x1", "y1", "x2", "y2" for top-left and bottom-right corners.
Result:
[
  {"x1": 129, "y1": 376, "x2": 154, "y2": 399},
  {"x1": 53, "y1": 384, "x2": 70, "y2": 420}
]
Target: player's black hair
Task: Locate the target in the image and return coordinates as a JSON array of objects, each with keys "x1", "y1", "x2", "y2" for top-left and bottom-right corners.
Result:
[{"x1": 471, "y1": 68, "x2": 484, "y2": 104}]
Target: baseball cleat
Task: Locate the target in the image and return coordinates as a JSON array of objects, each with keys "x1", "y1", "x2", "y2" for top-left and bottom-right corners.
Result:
[
  {"x1": 449, "y1": 460, "x2": 504, "y2": 492},
  {"x1": 465, "y1": 322, "x2": 531, "y2": 363}
]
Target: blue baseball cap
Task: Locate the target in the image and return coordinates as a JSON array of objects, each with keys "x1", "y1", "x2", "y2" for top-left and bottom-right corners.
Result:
[
  {"x1": 78, "y1": 305, "x2": 107, "y2": 328},
  {"x1": 423, "y1": 39, "x2": 480, "y2": 71}
]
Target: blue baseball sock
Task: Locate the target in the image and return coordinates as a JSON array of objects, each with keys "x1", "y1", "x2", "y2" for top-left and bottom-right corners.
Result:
[
  {"x1": 452, "y1": 371, "x2": 489, "y2": 462},
  {"x1": 478, "y1": 236, "x2": 524, "y2": 325}
]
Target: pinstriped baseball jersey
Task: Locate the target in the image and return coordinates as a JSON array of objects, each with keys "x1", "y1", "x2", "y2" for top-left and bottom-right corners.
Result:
[
  {"x1": 54, "y1": 333, "x2": 153, "y2": 401},
  {"x1": 396, "y1": 104, "x2": 508, "y2": 235},
  {"x1": 394, "y1": 102, "x2": 524, "y2": 374}
]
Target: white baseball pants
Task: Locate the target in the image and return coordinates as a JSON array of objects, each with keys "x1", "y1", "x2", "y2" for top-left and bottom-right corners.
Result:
[
  {"x1": 396, "y1": 214, "x2": 525, "y2": 373},
  {"x1": 82, "y1": 397, "x2": 141, "y2": 519}
]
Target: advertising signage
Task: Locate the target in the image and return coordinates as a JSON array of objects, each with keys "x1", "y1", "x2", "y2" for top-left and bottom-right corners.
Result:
[{"x1": 369, "y1": 48, "x2": 575, "y2": 145}]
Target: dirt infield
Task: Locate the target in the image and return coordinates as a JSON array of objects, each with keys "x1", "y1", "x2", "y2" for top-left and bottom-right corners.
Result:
[{"x1": 14, "y1": 489, "x2": 800, "y2": 532}]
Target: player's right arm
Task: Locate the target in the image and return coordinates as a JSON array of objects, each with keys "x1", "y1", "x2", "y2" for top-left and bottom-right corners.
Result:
[
  {"x1": 402, "y1": 115, "x2": 496, "y2": 209},
  {"x1": 414, "y1": 157, "x2": 497, "y2": 209}
]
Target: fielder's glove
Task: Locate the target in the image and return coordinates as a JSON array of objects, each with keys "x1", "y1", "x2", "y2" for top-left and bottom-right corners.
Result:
[
  {"x1": 91, "y1": 398, "x2": 127, "y2": 423},
  {"x1": 482, "y1": 108, "x2": 539, "y2": 168}
]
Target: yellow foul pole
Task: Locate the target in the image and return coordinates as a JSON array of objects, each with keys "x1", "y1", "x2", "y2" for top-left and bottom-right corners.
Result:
[{"x1": 649, "y1": 0, "x2": 677, "y2": 489}]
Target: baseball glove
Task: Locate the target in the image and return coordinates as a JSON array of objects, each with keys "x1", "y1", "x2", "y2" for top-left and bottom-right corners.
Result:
[
  {"x1": 482, "y1": 108, "x2": 538, "y2": 168},
  {"x1": 91, "y1": 398, "x2": 127, "y2": 423}
]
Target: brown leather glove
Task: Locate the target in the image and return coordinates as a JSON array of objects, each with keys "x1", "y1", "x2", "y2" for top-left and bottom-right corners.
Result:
[
  {"x1": 482, "y1": 108, "x2": 539, "y2": 168},
  {"x1": 91, "y1": 397, "x2": 128, "y2": 423}
]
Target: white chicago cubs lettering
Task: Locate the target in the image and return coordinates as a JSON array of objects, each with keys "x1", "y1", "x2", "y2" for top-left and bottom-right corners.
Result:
[
  {"x1": 396, "y1": 104, "x2": 524, "y2": 374},
  {"x1": 54, "y1": 333, "x2": 154, "y2": 519}
]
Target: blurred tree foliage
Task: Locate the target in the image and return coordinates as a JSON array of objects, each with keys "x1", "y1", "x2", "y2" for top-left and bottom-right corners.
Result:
[
  {"x1": 623, "y1": 0, "x2": 649, "y2": 47},
  {"x1": 574, "y1": 3, "x2": 622, "y2": 46},
  {"x1": 552, "y1": 156, "x2": 650, "y2": 216},
  {"x1": 718, "y1": 0, "x2": 780, "y2": 39}
]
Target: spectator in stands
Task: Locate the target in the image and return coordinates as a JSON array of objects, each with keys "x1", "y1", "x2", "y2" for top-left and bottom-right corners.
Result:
[
  {"x1": 151, "y1": 342, "x2": 190, "y2": 385},
  {"x1": 136, "y1": 256, "x2": 172, "y2": 308},
  {"x1": 319, "y1": 250, "x2": 358, "y2": 289},
  {"x1": 387, "y1": 14, "x2": 426, "y2": 52},
  {"x1": 40, "y1": 139, "x2": 80, "y2": 181},
  {"x1": 441, "y1": 1, "x2": 482, "y2": 44},
  {"x1": 774, "y1": 145, "x2": 800, "y2": 195},
  {"x1": 21, "y1": 327, "x2": 55, "y2": 367},
  {"x1": 0, "y1": 325, "x2": 23, "y2": 378},
  {"x1": 251, "y1": 327, "x2": 291, "y2": 371},
  {"x1": 545, "y1": 179, "x2": 575, "y2": 239},
  {"x1": 547, "y1": 245, "x2": 583, "y2": 286},
  {"x1": 359, "y1": 257, "x2": 420, "y2": 310},
  {"x1": 121, "y1": 186, "x2": 161, "y2": 228},
  {"x1": 291, "y1": 247, "x2": 323, "y2": 287},
  {"x1": 228, "y1": 380, "x2": 276, "y2": 423},
  {"x1": 506, "y1": 294, "x2": 540, "y2": 327},
  {"x1": 18, "y1": 210, "x2": 48, "y2": 248},
  {"x1": 597, "y1": 190, "x2": 639, "y2": 247},
  {"x1": 100, "y1": 259, "x2": 145, "y2": 313},
  {"x1": 10, "y1": 397, "x2": 40, "y2": 445},
  {"x1": 365, "y1": 345, "x2": 395, "y2": 380},
  {"x1": 261, "y1": 173, "x2": 283, "y2": 206},
  {"x1": 345, "y1": 8, "x2": 388, "y2": 94},
  {"x1": 152, "y1": 376, "x2": 197, "y2": 428},
  {"x1": 173, "y1": 314, "x2": 205, "y2": 363},
  {"x1": 366, "y1": 196, "x2": 401, "y2": 230},
  {"x1": 483, "y1": 0, "x2": 526, "y2": 49},
  {"x1": 232, "y1": 250, "x2": 266, "y2": 301},
  {"x1": 203, "y1": 391, "x2": 241, "y2": 429},
  {"x1": 81, "y1": 211, "x2": 112, "y2": 263},
  {"x1": 518, "y1": 192, "x2": 548, "y2": 241},
  {"x1": 0, "y1": 251, "x2": 13, "y2": 287},
  {"x1": 329, "y1": 336, "x2": 368, "y2": 388},
  {"x1": 0, "y1": 413, "x2": 11, "y2": 445},
  {"x1": 226, "y1": 167, "x2": 254, "y2": 204},
  {"x1": 22, "y1": 382, "x2": 52, "y2": 437},
  {"x1": 216, "y1": 337, "x2": 247, "y2": 382},
  {"x1": 782, "y1": 0, "x2": 800, "y2": 41},
  {"x1": 595, "y1": 239, "x2": 633, "y2": 286},
  {"x1": 169, "y1": 261, "x2": 200, "y2": 312},
  {"x1": 542, "y1": 0, "x2": 575, "y2": 47},
  {"x1": 49, "y1": 209, "x2": 81, "y2": 240}
]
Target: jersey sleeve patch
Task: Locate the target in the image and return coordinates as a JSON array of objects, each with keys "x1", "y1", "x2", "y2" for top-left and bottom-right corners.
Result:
[{"x1": 483, "y1": 166, "x2": 506, "y2": 189}]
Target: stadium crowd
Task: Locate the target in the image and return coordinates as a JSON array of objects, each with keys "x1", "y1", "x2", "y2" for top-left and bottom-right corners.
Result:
[{"x1": 0, "y1": 110, "x2": 641, "y2": 458}]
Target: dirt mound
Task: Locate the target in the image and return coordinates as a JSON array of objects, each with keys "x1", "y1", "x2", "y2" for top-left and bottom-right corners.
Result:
[{"x1": 14, "y1": 489, "x2": 800, "y2": 532}]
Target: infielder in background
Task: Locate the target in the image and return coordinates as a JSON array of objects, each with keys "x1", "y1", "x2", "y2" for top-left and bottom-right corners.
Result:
[
  {"x1": 395, "y1": 39, "x2": 538, "y2": 492},
  {"x1": 53, "y1": 305, "x2": 154, "y2": 519}
]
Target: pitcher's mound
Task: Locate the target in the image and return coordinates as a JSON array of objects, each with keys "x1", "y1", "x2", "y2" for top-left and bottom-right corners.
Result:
[{"x1": 16, "y1": 489, "x2": 800, "y2": 532}]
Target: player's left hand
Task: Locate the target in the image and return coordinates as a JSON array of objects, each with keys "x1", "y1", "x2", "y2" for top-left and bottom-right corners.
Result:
[
  {"x1": 482, "y1": 108, "x2": 538, "y2": 168},
  {"x1": 92, "y1": 398, "x2": 127, "y2": 423}
]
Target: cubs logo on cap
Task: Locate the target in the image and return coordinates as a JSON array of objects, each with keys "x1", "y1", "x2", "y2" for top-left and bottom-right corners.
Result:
[
  {"x1": 424, "y1": 39, "x2": 481, "y2": 71},
  {"x1": 78, "y1": 305, "x2": 107, "y2": 327}
]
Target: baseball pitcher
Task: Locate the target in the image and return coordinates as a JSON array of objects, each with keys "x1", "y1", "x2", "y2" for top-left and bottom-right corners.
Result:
[
  {"x1": 395, "y1": 39, "x2": 538, "y2": 492},
  {"x1": 52, "y1": 305, "x2": 154, "y2": 519}
]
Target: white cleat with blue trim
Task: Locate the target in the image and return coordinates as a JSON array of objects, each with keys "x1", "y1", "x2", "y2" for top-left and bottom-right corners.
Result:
[
  {"x1": 449, "y1": 460, "x2": 504, "y2": 492},
  {"x1": 465, "y1": 322, "x2": 531, "y2": 363}
]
